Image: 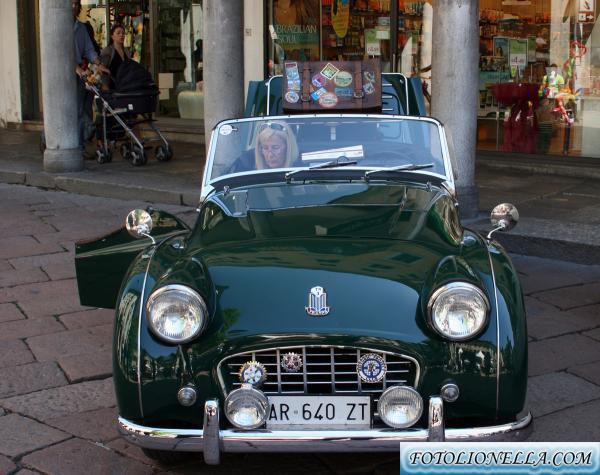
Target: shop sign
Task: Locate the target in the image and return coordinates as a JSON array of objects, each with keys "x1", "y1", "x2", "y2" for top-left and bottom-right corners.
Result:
[
  {"x1": 578, "y1": 0, "x2": 595, "y2": 22},
  {"x1": 274, "y1": 24, "x2": 319, "y2": 45},
  {"x1": 365, "y1": 29, "x2": 381, "y2": 56},
  {"x1": 332, "y1": 0, "x2": 350, "y2": 38}
]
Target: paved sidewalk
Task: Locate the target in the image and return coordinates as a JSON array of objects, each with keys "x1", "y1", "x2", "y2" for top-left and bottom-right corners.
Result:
[
  {"x1": 0, "y1": 183, "x2": 598, "y2": 474},
  {"x1": 2, "y1": 128, "x2": 600, "y2": 264}
]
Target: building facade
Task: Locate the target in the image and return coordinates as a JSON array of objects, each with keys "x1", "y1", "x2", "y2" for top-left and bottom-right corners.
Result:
[{"x1": 2, "y1": 0, "x2": 599, "y2": 158}]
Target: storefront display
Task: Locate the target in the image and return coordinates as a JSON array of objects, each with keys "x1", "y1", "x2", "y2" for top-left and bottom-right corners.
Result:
[
  {"x1": 477, "y1": 0, "x2": 599, "y2": 158},
  {"x1": 267, "y1": 0, "x2": 599, "y2": 159}
]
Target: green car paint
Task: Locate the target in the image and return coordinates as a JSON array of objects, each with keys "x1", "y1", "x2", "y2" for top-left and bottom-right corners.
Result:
[
  {"x1": 75, "y1": 208, "x2": 190, "y2": 309},
  {"x1": 79, "y1": 181, "x2": 526, "y2": 429}
]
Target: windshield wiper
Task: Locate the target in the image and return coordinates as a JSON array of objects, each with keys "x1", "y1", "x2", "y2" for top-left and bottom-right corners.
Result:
[
  {"x1": 364, "y1": 163, "x2": 434, "y2": 181},
  {"x1": 285, "y1": 156, "x2": 358, "y2": 182}
]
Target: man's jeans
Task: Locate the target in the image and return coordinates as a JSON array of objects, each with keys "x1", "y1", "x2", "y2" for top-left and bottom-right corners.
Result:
[{"x1": 76, "y1": 80, "x2": 93, "y2": 152}]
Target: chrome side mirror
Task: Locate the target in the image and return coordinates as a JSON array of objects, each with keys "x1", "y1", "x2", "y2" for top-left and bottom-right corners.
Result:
[
  {"x1": 125, "y1": 209, "x2": 154, "y2": 239},
  {"x1": 487, "y1": 203, "x2": 519, "y2": 239}
]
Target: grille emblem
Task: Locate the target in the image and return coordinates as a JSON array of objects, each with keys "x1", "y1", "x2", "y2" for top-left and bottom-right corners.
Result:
[
  {"x1": 305, "y1": 286, "x2": 330, "y2": 316},
  {"x1": 238, "y1": 361, "x2": 267, "y2": 386},
  {"x1": 281, "y1": 352, "x2": 303, "y2": 373},
  {"x1": 357, "y1": 353, "x2": 387, "y2": 383}
]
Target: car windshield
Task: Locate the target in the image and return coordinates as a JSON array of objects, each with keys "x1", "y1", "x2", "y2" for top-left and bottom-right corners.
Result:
[{"x1": 208, "y1": 115, "x2": 448, "y2": 182}]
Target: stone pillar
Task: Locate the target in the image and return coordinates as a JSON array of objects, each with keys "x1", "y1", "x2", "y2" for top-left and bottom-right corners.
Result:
[
  {"x1": 431, "y1": 0, "x2": 479, "y2": 218},
  {"x1": 203, "y1": 1, "x2": 244, "y2": 142},
  {"x1": 40, "y1": 0, "x2": 82, "y2": 172}
]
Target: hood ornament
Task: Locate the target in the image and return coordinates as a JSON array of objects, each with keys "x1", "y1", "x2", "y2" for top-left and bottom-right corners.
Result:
[
  {"x1": 357, "y1": 353, "x2": 387, "y2": 383},
  {"x1": 238, "y1": 361, "x2": 267, "y2": 387},
  {"x1": 305, "y1": 286, "x2": 330, "y2": 316},
  {"x1": 281, "y1": 352, "x2": 303, "y2": 373}
]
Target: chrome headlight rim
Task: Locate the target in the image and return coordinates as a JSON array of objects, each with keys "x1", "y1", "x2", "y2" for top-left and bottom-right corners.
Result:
[
  {"x1": 145, "y1": 284, "x2": 208, "y2": 344},
  {"x1": 427, "y1": 281, "x2": 490, "y2": 341},
  {"x1": 377, "y1": 385, "x2": 424, "y2": 429},
  {"x1": 224, "y1": 383, "x2": 269, "y2": 429}
]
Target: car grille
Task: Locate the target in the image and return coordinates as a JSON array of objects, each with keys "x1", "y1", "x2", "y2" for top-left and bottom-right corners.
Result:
[{"x1": 218, "y1": 346, "x2": 419, "y2": 396}]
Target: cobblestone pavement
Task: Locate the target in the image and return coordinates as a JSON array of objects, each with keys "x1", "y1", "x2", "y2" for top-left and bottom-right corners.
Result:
[{"x1": 0, "y1": 183, "x2": 599, "y2": 475}]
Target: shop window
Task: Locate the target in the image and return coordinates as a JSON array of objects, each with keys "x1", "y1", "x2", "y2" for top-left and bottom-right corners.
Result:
[
  {"x1": 477, "y1": 0, "x2": 600, "y2": 158},
  {"x1": 154, "y1": 1, "x2": 203, "y2": 119}
]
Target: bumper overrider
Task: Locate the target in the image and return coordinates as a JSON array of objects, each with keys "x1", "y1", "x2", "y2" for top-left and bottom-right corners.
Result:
[{"x1": 118, "y1": 397, "x2": 533, "y2": 465}]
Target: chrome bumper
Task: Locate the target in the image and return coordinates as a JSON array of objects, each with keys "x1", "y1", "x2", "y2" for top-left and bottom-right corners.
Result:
[{"x1": 119, "y1": 398, "x2": 533, "y2": 465}]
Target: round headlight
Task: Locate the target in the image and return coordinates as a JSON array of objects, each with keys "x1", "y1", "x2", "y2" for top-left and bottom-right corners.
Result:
[
  {"x1": 377, "y1": 386, "x2": 423, "y2": 428},
  {"x1": 428, "y1": 282, "x2": 489, "y2": 341},
  {"x1": 224, "y1": 384, "x2": 269, "y2": 429},
  {"x1": 146, "y1": 285, "x2": 208, "y2": 344}
]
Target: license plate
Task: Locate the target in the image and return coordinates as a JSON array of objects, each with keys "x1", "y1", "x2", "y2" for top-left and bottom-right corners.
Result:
[{"x1": 267, "y1": 396, "x2": 371, "y2": 429}]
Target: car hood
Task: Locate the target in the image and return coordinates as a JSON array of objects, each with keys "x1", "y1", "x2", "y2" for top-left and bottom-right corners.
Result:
[{"x1": 150, "y1": 182, "x2": 493, "y2": 347}]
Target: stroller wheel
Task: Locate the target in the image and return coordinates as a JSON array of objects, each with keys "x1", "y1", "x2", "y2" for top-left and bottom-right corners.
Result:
[
  {"x1": 131, "y1": 145, "x2": 147, "y2": 166},
  {"x1": 120, "y1": 143, "x2": 131, "y2": 160},
  {"x1": 155, "y1": 144, "x2": 173, "y2": 162},
  {"x1": 96, "y1": 148, "x2": 112, "y2": 164}
]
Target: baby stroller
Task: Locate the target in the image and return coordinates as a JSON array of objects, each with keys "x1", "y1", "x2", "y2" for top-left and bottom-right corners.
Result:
[{"x1": 89, "y1": 60, "x2": 173, "y2": 165}]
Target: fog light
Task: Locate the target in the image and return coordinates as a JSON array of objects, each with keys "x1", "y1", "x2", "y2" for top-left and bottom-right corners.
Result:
[
  {"x1": 224, "y1": 383, "x2": 268, "y2": 429},
  {"x1": 177, "y1": 386, "x2": 197, "y2": 407},
  {"x1": 377, "y1": 386, "x2": 423, "y2": 428},
  {"x1": 440, "y1": 383, "x2": 459, "y2": 403}
]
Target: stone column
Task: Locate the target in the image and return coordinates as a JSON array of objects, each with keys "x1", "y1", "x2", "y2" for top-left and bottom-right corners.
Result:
[
  {"x1": 40, "y1": 0, "x2": 82, "y2": 172},
  {"x1": 431, "y1": 0, "x2": 479, "y2": 218},
  {"x1": 203, "y1": 1, "x2": 244, "y2": 143}
]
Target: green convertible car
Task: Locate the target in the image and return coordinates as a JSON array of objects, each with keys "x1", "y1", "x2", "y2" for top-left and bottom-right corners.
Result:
[{"x1": 75, "y1": 113, "x2": 531, "y2": 465}]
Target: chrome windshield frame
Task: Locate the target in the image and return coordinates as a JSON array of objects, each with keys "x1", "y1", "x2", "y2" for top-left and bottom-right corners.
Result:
[{"x1": 200, "y1": 114, "x2": 456, "y2": 202}]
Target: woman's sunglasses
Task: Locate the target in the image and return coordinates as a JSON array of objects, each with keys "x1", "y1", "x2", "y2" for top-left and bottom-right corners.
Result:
[{"x1": 259, "y1": 122, "x2": 286, "y2": 132}]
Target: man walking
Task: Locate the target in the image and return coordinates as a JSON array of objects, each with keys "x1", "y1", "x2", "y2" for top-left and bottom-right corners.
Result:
[{"x1": 72, "y1": 0, "x2": 107, "y2": 158}]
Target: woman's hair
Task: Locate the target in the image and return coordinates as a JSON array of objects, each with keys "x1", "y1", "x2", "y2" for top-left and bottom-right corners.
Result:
[
  {"x1": 109, "y1": 23, "x2": 125, "y2": 45},
  {"x1": 254, "y1": 121, "x2": 299, "y2": 169}
]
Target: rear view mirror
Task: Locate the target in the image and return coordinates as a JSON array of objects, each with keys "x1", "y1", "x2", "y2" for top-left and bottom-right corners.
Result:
[{"x1": 125, "y1": 209, "x2": 153, "y2": 239}]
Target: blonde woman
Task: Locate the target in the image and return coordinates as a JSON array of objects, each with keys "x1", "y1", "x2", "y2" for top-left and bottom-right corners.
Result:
[
  {"x1": 229, "y1": 122, "x2": 299, "y2": 173},
  {"x1": 255, "y1": 122, "x2": 298, "y2": 169}
]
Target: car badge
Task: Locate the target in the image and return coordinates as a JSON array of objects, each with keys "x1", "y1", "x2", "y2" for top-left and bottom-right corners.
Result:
[
  {"x1": 238, "y1": 361, "x2": 267, "y2": 387},
  {"x1": 357, "y1": 353, "x2": 387, "y2": 383},
  {"x1": 281, "y1": 352, "x2": 303, "y2": 373},
  {"x1": 305, "y1": 286, "x2": 330, "y2": 316}
]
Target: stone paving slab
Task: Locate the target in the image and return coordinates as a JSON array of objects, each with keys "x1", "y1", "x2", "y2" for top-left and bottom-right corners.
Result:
[
  {"x1": 0, "y1": 362, "x2": 67, "y2": 398},
  {"x1": 1, "y1": 222, "x2": 57, "y2": 239},
  {"x1": 0, "y1": 236, "x2": 63, "y2": 260},
  {"x1": 43, "y1": 262, "x2": 76, "y2": 281},
  {"x1": 529, "y1": 334, "x2": 600, "y2": 376},
  {"x1": 0, "y1": 455, "x2": 17, "y2": 474},
  {"x1": 527, "y1": 372, "x2": 600, "y2": 417},
  {"x1": 0, "y1": 378, "x2": 115, "y2": 421},
  {"x1": 0, "y1": 340, "x2": 35, "y2": 369},
  {"x1": 0, "y1": 414, "x2": 70, "y2": 458},
  {"x1": 0, "y1": 302, "x2": 25, "y2": 323},
  {"x1": 58, "y1": 308, "x2": 114, "y2": 330},
  {"x1": 568, "y1": 361, "x2": 600, "y2": 386},
  {"x1": 533, "y1": 282, "x2": 600, "y2": 310},
  {"x1": 105, "y1": 438, "x2": 169, "y2": 469},
  {"x1": 0, "y1": 318, "x2": 64, "y2": 341},
  {"x1": 526, "y1": 298, "x2": 600, "y2": 340},
  {"x1": 22, "y1": 438, "x2": 151, "y2": 475},
  {"x1": 584, "y1": 327, "x2": 600, "y2": 342},
  {"x1": 528, "y1": 398, "x2": 600, "y2": 442},
  {"x1": 46, "y1": 407, "x2": 119, "y2": 443},
  {"x1": 58, "y1": 349, "x2": 112, "y2": 383},
  {"x1": 9, "y1": 251, "x2": 73, "y2": 271},
  {"x1": 0, "y1": 279, "x2": 87, "y2": 318},
  {"x1": 0, "y1": 260, "x2": 12, "y2": 272},
  {"x1": 512, "y1": 256, "x2": 600, "y2": 295},
  {"x1": 0, "y1": 267, "x2": 49, "y2": 289},
  {"x1": 27, "y1": 324, "x2": 112, "y2": 362}
]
